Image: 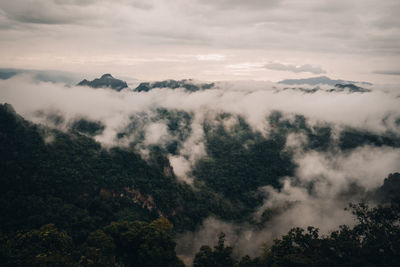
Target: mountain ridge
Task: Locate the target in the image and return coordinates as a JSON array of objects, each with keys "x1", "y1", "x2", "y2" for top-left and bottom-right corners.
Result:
[
  {"x1": 77, "y1": 73, "x2": 128, "y2": 91},
  {"x1": 279, "y1": 76, "x2": 372, "y2": 86}
]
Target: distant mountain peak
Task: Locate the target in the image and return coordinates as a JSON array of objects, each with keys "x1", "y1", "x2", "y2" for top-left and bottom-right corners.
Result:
[
  {"x1": 134, "y1": 79, "x2": 215, "y2": 92},
  {"x1": 331, "y1": 83, "x2": 371, "y2": 93},
  {"x1": 279, "y1": 76, "x2": 372, "y2": 86},
  {"x1": 77, "y1": 74, "x2": 128, "y2": 91},
  {"x1": 101, "y1": 73, "x2": 113, "y2": 79}
]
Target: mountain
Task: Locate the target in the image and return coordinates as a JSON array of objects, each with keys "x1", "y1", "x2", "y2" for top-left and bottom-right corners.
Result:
[
  {"x1": 0, "y1": 70, "x2": 17, "y2": 80},
  {"x1": 279, "y1": 76, "x2": 372, "y2": 86},
  {"x1": 330, "y1": 83, "x2": 371, "y2": 93},
  {"x1": 375, "y1": 172, "x2": 400, "y2": 203},
  {"x1": 77, "y1": 74, "x2": 128, "y2": 91},
  {"x1": 134, "y1": 79, "x2": 214, "y2": 92},
  {"x1": 278, "y1": 83, "x2": 371, "y2": 94}
]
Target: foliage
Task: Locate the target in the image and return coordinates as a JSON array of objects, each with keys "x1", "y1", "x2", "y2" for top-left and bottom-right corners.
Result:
[
  {"x1": 193, "y1": 114, "x2": 295, "y2": 213},
  {"x1": 258, "y1": 200, "x2": 400, "y2": 267},
  {"x1": 0, "y1": 103, "x2": 197, "y2": 239},
  {"x1": 339, "y1": 128, "x2": 400, "y2": 150},
  {"x1": 190, "y1": 200, "x2": 400, "y2": 267},
  {"x1": 2, "y1": 219, "x2": 183, "y2": 267},
  {"x1": 70, "y1": 118, "x2": 105, "y2": 136},
  {"x1": 5, "y1": 224, "x2": 75, "y2": 267},
  {"x1": 376, "y1": 172, "x2": 400, "y2": 202},
  {"x1": 2, "y1": 102, "x2": 400, "y2": 267},
  {"x1": 81, "y1": 219, "x2": 184, "y2": 267},
  {"x1": 193, "y1": 233, "x2": 235, "y2": 267}
]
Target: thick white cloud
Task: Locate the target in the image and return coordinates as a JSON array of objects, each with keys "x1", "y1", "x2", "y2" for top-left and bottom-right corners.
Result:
[{"x1": 1, "y1": 74, "x2": 400, "y2": 136}]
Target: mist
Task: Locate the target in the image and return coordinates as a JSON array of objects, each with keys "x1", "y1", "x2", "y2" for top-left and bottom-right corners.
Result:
[
  {"x1": 2, "y1": 74, "x2": 400, "y2": 134},
  {"x1": 1, "y1": 73, "x2": 400, "y2": 264},
  {"x1": 175, "y1": 144, "x2": 400, "y2": 264}
]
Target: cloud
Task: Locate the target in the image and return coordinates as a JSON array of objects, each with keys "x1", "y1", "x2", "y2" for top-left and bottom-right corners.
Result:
[
  {"x1": 129, "y1": 1, "x2": 154, "y2": 10},
  {"x1": 1, "y1": 74, "x2": 400, "y2": 176},
  {"x1": 0, "y1": 68, "x2": 83, "y2": 85},
  {"x1": 1, "y1": 74, "x2": 400, "y2": 262},
  {"x1": 2, "y1": 74, "x2": 400, "y2": 141},
  {"x1": 0, "y1": 0, "x2": 150, "y2": 26},
  {"x1": 196, "y1": 54, "x2": 225, "y2": 61},
  {"x1": 143, "y1": 122, "x2": 170, "y2": 145},
  {"x1": 53, "y1": 0, "x2": 98, "y2": 7},
  {"x1": 374, "y1": 70, "x2": 400, "y2": 76},
  {"x1": 264, "y1": 62, "x2": 327, "y2": 74},
  {"x1": 1, "y1": 74, "x2": 400, "y2": 186},
  {"x1": 197, "y1": 0, "x2": 280, "y2": 10},
  {"x1": 176, "y1": 145, "x2": 400, "y2": 262},
  {"x1": 0, "y1": 0, "x2": 399, "y2": 84},
  {"x1": 0, "y1": 0, "x2": 91, "y2": 25}
]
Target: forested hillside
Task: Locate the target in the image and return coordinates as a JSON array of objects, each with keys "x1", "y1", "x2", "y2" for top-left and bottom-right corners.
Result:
[{"x1": 1, "y1": 101, "x2": 400, "y2": 266}]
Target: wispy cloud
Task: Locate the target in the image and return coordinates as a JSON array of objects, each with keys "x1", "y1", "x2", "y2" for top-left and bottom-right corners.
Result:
[
  {"x1": 196, "y1": 54, "x2": 225, "y2": 61},
  {"x1": 264, "y1": 62, "x2": 326, "y2": 74},
  {"x1": 373, "y1": 70, "x2": 400, "y2": 76}
]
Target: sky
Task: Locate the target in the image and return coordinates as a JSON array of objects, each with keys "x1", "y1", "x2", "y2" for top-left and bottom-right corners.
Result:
[{"x1": 1, "y1": 0, "x2": 400, "y2": 84}]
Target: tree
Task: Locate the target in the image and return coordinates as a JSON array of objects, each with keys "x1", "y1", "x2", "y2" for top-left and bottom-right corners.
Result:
[
  {"x1": 79, "y1": 229, "x2": 116, "y2": 267},
  {"x1": 102, "y1": 220, "x2": 184, "y2": 267},
  {"x1": 260, "y1": 200, "x2": 400, "y2": 267},
  {"x1": 7, "y1": 224, "x2": 74, "y2": 267},
  {"x1": 265, "y1": 227, "x2": 325, "y2": 267},
  {"x1": 193, "y1": 232, "x2": 235, "y2": 267}
]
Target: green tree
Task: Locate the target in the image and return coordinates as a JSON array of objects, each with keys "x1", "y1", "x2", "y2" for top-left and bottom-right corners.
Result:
[
  {"x1": 260, "y1": 200, "x2": 400, "y2": 267},
  {"x1": 79, "y1": 229, "x2": 116, "y2": 267},
  {"x1": 103, "y1": 220, "x2": 184, "y2": 267},
  {"x1": 193, "y1": 232, "x2": 235, "y2": 267},
  {"x1": 7, "y1": 224, "x2": 74, "y2": 267}
]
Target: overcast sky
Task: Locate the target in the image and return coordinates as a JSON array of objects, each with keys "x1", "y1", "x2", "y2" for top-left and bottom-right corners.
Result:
[{"x1": 0, "y1": 0, "x2": 400, "y2": 83}]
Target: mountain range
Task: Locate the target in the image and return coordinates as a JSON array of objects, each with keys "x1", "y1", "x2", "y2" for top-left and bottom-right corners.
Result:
[{"x1": 278, "y1": 76, "x2": 372, "y2": 86}]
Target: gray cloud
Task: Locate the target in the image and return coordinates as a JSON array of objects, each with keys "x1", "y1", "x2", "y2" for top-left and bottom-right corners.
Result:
[
  {"x1": 129, "y1": 1, "x2": 154, "y2": 10},
  {"x1": 0, "y1": 0, "x2": 150, "y2": 26},
  {"x1": 197, "y1": 0, "x2": 280, "y2": 10},
  {"x1": 53, "y1": 0, "x2": 97, "y2": 6},
  {"x1": 0, "y1": 0, "x2": 93, "y2": 24},
  {"x1": 374, "y1": 70, "x2": 400, "y2": 76},
  {"x1": 264, "y1": 62, "x2": 327, "y2": 74}
]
